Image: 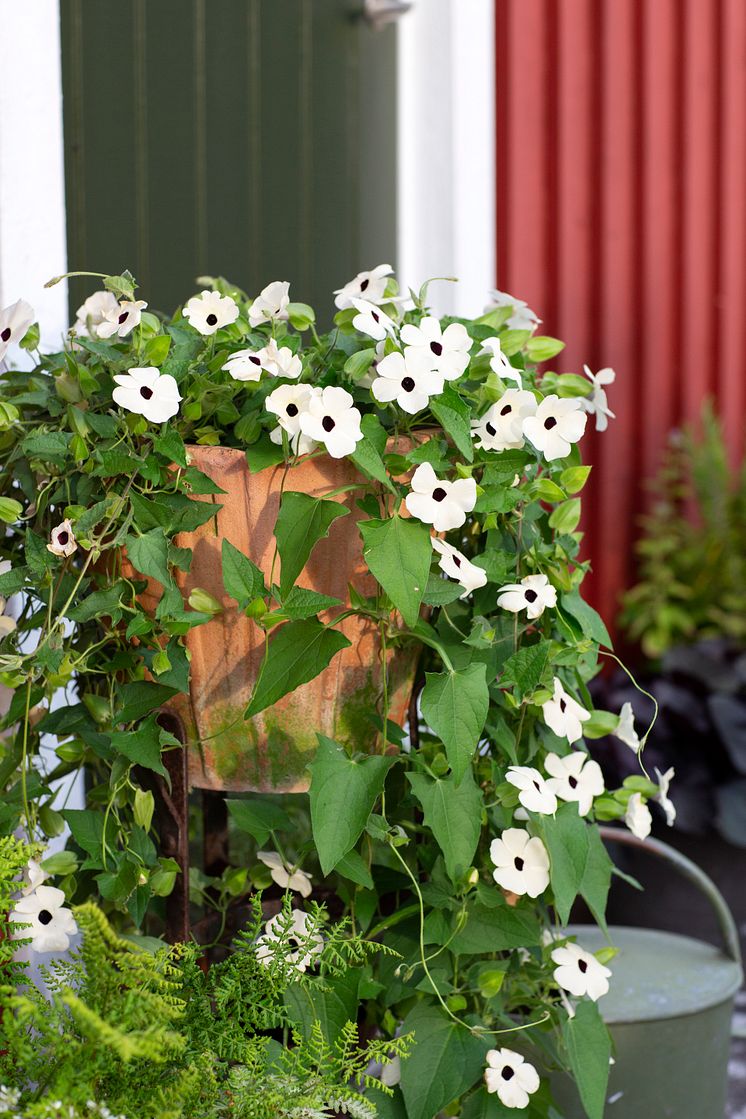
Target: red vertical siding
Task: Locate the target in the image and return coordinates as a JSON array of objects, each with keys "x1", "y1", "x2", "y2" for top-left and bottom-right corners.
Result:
[{"x1": 495, "y1": 0, "x2": 746, "y2": 627}]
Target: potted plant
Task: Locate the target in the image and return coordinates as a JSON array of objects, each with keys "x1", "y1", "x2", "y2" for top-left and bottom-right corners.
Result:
[{"x1": 0, "y1": 267, "x2": 668, "y2": 1117}]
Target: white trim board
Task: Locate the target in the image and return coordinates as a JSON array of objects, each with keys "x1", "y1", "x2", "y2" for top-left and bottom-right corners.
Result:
[
  {"x1": 396, "y1": 0, "x2": 496, "y2": 318},
  {"x1": 0, "y1": 0, "x2": 68, "y2": 351}
]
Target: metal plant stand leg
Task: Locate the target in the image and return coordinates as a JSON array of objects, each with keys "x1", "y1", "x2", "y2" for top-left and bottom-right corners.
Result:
[{"x1": 157, "y1": 729, "x2": 190, "y2": 943}]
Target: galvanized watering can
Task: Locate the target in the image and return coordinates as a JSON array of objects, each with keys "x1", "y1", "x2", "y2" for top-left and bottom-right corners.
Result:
[{"x1": 553, "y1": 827, "x2": 742, "y2": 1119}]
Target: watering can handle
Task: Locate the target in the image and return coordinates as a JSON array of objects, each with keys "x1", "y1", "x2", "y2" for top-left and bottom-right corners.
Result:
[{"x1": 598, "y1": 826, "x2": 742, "y2": 965}]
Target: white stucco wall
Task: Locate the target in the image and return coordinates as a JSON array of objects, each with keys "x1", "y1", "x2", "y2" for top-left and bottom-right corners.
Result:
[{"x1": 397, "y1": 0, "x2": 496, "y2": 317}]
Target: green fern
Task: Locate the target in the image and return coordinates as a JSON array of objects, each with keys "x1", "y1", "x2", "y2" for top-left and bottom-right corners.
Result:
[{"x1": 622, "y1": 403, "x2": 746, "y2": 656}]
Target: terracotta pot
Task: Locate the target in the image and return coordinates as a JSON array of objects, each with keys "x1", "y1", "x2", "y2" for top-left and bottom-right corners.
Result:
[{"x1": 141, "y1": 443, "x2": 416, "y2": 793}]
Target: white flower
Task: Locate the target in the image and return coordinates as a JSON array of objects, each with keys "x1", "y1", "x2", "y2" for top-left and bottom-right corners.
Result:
[
  {"x1": 248, "y1": 280, "x2": 290, "y2": 327},
  {"x1": 73, "y1": 291, "x2": 119, "y2": 337},
  {"x1": 350, "y1": 297, "x2": 397, "y2": 342},
  {"x1": 10, "y1": 885, "x2": 77, "y2": 953},
  {"x1": 0, "y1": 559, "x2": 16, "y2": 638},
  {"x1": 0, "y1": 299, "x2": 35, "y2": 361},
  {"x1": 223, "y1": 348, "x2": 269, "y2": 382},
  {"x1": 431, "y1": 539, "x2": 487, "y2": 599},
  {"x1": 97, "y1": 299, "x2": 148, "y2": 339},
  {"x1": 260, "y1": 338, "x2": 302, "y2": 379},
  {"x1": 371, "y1": 350, "x2": 443, "y2": 414},
  {"x1": 625, "y1": 793, "x2": 652, "y2": 839},
  {"x1": 580, "y1": 365, "x2": 616, "y2": 432},
  {"x1": 298, "y1": 385, "x2": 363, "y2": 459},
  {"x1": 400, "y1": 316, "x2": 472, "y2": 382},
  {"x1": 22, "y1": 858, "x2": 48, "y2": 895},
  {"x1": 112, "y1": 366, "x2": 181, "y2": 423},
  {"x1": 183, "y1": 290, "x2": 239, "y2": 335},
  {"x1": 544, "y1": 752, "x2": 604, "y2": 816},
  {"x1": 655, "y1": 766, "x2": 676, "y2": 826},
  {"x1": 334, "y1": 263, "x2": 393, "y2": 309},
  {"x1": 479, "y1": 336, "x2": 523, "y2": 386},
  {"x1": 523, "y1": 394, "x2": 587, "y2": 461},
  {"x1": 255, "y1": 908, "x2": 323, "y2": 973},
  {"x1": 47, "y1": 520, "x2": 77, "y2": 558},
  {"x1": 614, "y1": 702, "x2": 640, "y2": 753},
  {"x1": 506, "y1": 766, "x2": 558, "y2": 815},
  {"x1": 497, "y1": 573, "x2": 557, "y2": 620},
  {"x1": 405, "y1": 463, "x2": 477, "y2": 533},
  {"x1": 551, "y1": 941, "x2": 612, "y2": 1001},
  {"x1": 472, "y1": 389, "x2": 537, "y2": 451},
  {"x1": 379, "y1": 1056, "x2": 401, "y2": 1088},
  {"x1": 542, "y1": 677, "x2": 591, "y2": 744},
  {"x1": 266, "y1": 383, "x2": 318, "y2": 456},
  {"x1": 484, "y1": 1048, "x2": 541, "y2": 1109},
  {"x1": 487, "y1": 289, "x2": 542, "y2": 333},
  {"x1": 257, "y1": 851, "x2": 312, "y2": 897},
  {"x1": 489, "y1": 828, "x2": 550, "y2": 898}
]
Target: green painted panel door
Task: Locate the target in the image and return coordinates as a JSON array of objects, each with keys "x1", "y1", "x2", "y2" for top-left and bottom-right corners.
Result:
[{"x1": 61, "y1": 0, "x2": 397, "y2": 321}]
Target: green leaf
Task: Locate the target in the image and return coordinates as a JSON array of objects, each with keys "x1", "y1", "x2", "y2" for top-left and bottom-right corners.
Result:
[
  {"x1": 549, "y1": 498, "x2": 581, "y2": 534},
  {"x1": 580, "y1": 825, "x2": 613, "y2": 929},
  {"x1": 281, "y1": 586, "x2": 342, "y2": 620},
  {"x1": 460, "y1": 1088, "x2": 516, "y2": 1118},
  {"x1": 540, "y1": 803, "x2": 591, "y2": 925},
  {"x1": 221, "y1": 539, "x2": 266, "y2": 608},
  {"x1": 359, "y1": 515, "x2": 432, "y2": 627},
  {"x1": 450, "y1": 901, "x2": 542, "y2": 953},
  {"x1": 153, "y1": 427, "x2": 187, "y2": 467},
  {"x1": 500, "y1": 640, "x2": 552, "y2": 700},
  {"x1": 110, "y1": 717, "x2": 167, "y2": 778},
  {"x1": 561, "y1": 591, "x2": 612, "y2": 649},
  {"x1": 525, "y1": 335, "x2": 565, "y2": 362},
  {"x1": 67, "y1": 584, "x2": 127, "y2": 625},
  {"x1": 245, "y1": 435, "x2": 285, "y2": 473},
  {"x1": 407, "y1": 769, "x2": 482, "y2": 883},
  {"x1": 245, "y1": 620, "x2": 350, "y2": 718},
  {"x1": 0, "y1": 497, "x2": 23, "y2": 523},
  {"x1": 115, "y1": 681, "x2": 178, "y2": 725},
  {"x1": 563, "y1": 1000, "x2": 611, "y2": 1119},
  {"x1": 344, "y1": 347, "x2": 376, "y2": 379},
  {"x1": 285, "y1": 968, "x2": 359, "y2": 1047},
  {"x1": 498, "y1": 329, "x2": 531, "y2": 356},
  {"x1": 143, "y1": 333, "x2": 172, "y2": 367},
  {"x1": 227, "y1": 797, "x2": 292, "y2": 845},
  {"x1": 126, "y1": 528, "x2": 171, "y2": 587},
  {"x1": 63, "y1": 814, "x2": 109, "y2": 863},
  {"x1": 399, "y1": 1004, "x2": 489, "y2": 1119},
  {"x1": 351, "y1": 413, "x2": 397, "y2": 492},
  {"x1": 21, "y1": 431, "x2": 72, "y2": 461},
  {"x1": 560, "y1": 465, "x2": 592, "y2": 494},
  {"x1": 430, "y1": 386, "x2": 474, "y2": 462},
  {"x1": 275, "y1": 492, "x2": 350, "y2": 596},
  {"x1": 582, "y1": 710, "x2": 621, "y2": 739},
  {"x1": 308, "y1": 735, "x2": 395, "y2": 875},
  {"x1": 333, "y1": 848, "x2": 374, "y2": 890},
  {"x1": 422, "y1": 574, "x2": 464, "y2": 606},
  {"x1": 420, "y1": 664, "x2": 489, "y2": 783}
]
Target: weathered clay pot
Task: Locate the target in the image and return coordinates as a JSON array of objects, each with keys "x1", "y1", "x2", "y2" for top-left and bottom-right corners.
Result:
[{"x1": 145, "y1": 444, "x2": 415, "y2": 793}]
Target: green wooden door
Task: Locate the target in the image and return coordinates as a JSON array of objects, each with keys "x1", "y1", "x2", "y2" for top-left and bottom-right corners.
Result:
[{"x1": 61, "y1": 0, "x2": 397, "y2": 321}]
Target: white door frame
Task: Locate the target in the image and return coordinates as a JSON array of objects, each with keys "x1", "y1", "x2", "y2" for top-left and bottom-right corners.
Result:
[{"x1": 396, "y1": 0, "x2": 496, "y2": 317}]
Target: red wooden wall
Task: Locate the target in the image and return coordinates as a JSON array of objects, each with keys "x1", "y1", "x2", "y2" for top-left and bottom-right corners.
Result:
[{"x1": 495, "y1": 0, "x2": 746, "y2": 627}]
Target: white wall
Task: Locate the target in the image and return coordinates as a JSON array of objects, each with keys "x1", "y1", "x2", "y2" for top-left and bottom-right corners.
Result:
[
  {"x1": 0, "y1": 0, "x2": 68, "y2": 348},
  {"x1": 397, "y1": 0, "x2": 495, "y2": 317}
]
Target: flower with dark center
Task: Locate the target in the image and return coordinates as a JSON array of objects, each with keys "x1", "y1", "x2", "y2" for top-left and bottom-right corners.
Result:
[
  {"x1": 523, "y1": 393, "x2": 587, "y2": 461},
  {"x1": 96, "y1": 298, "x2": 148, "y2": 340},
  {"x1": 431, "y1": 538, "x2": 488, "y2": 599},
  {"x1": 498, "y1": 572, "x2": 557, "y2": 620},
  {"x1": 334, "y1": 263, "x2": 393, "y2": 309},
  {"x1": 551, "y1": 941, "x2": 611, "y2": 1001},
  {"x1": 183, "y1": 289, "x2": 239, "y2": 335},
  {"x1": 112, "y1": 366, "x2": 181, "y2": 423}
]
